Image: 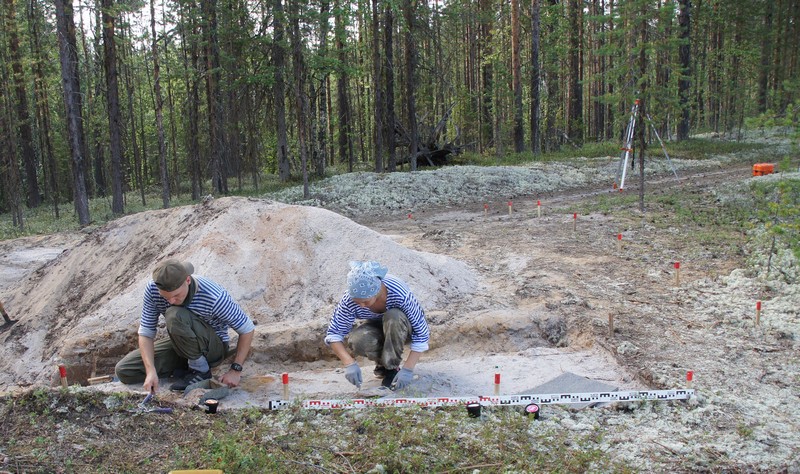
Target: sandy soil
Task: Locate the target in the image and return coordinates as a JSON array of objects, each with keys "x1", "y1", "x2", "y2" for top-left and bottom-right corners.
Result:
[
  {"x1": 0, "y1": 196, "x2": 632, "y2": 401},
  {"x1": 1, "y1": 153, "x2": 798, "y2": 471}
]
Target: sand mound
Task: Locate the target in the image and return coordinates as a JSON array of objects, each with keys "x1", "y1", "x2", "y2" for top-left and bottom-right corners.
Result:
[{"x1": 0, "y1": 197, "x2": 479, "y2": 389}]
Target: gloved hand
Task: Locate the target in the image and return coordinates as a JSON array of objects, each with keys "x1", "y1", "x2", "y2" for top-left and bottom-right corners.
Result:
[
  {"x1": 391, "y1": 367, "x2": 414, "y2": 390},
  {"x1": 344, "y1": 362, "x2": 363, "y2": 387}
]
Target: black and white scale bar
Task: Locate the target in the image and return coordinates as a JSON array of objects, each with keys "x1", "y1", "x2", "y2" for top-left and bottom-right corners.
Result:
[{"x1": 267, "y1": 388, "x2": 695, "y2": 410}]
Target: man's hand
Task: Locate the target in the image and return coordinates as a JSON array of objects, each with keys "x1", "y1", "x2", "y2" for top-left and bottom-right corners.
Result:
[
  {"x1": 391, "y1": 368, "x2": 414, "y2": 390},
  {"x1": 143, "y1": 372, "x2": 159, "y2": 393},
  {"x1": 344, "y1": 362, "x2": 362, "y2": 387},
  {"x1": 220, "y1": 370, "x2": 242, "y2": 388}
]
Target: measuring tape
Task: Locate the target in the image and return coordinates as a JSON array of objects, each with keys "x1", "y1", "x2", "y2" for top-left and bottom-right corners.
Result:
[{"x1": 267, "y1": 388, "x2": 694, "y2": 411}]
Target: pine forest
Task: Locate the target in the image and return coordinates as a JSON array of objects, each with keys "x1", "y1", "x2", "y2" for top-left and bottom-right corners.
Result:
[{"x1": 0, "y1": 0, "x2": 798, "y2": 226}]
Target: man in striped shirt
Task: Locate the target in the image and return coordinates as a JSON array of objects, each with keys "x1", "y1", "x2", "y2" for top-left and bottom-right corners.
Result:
[
  {"x1": 325, "y1": 261, "x2": 430, "y2": 391},
  {"x1": 115, "y1": 259, "x2": 256, "y2": 392}
]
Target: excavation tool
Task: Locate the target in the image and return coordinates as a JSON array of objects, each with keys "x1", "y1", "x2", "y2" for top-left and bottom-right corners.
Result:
[
  {"x1": 0, "y1": 300, "x2": 17, "y2": 332},
  {"x1": 266, "y1": 388, "x2": 695, "y2": 411},
  {"x1": 129, "y1": 392, "x2": 173, "y2": 415}
]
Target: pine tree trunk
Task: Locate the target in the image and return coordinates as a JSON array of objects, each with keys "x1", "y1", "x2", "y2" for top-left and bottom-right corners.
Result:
[
  {"x1": 529, "y1": 0, "x2": 541, "y2": 155},
  {"x1": 371, "y1": 0, "x2": 384, "y2": 173},
  {"x1": 605, "y1": 0, "x2": 614, "y2": 140},
  {"x1": 544, "y1": 0, "x2": 560, "y2": 152},
  {"x1": 567, "y1": 0, "x2": 583, "y2": 146},
  {"x1": 384, "y1": 4, "x2": 397, "y2": 172},
  {"x1": 335, "y1": 0, "x2": 354, "y2": 171},
  {"x1": 162, "y1": 0, "x2": 180, "y2": 198},
  {"x1": 150, "y1": 0, "x2": 169, "y2": 208},
  {"x1": 677, "y1": 0, "x2": 691, "y2": 140},
  {"x1": 202, "y1": 0, "x2": 226, "y2": 193},
  {"x1": 122, "y1": 24, "x2": 147, "y2": 206},
  {"x1": 289, "y1": 0, "x2": 310, "y2": 198},
  {"x1": 637, "y1": 4, "x2": 647, "y2": 213},
  {"x1": 403, "y1": 0, "x2": 419, "y2": 170},
  {"x1": 90, "y1": 59, "x2": 108, "y2": 202},
  {"x1": 54, "y1": 0, "x2": 91, "y2": 226},
  {"x1": 76, "y1": 5, "x2": 95, "y2": 199},
  {"x1": 28, "y1": 0, "x2": 59, "y2": 217},
  {"x1": 316, "y1": 0, "x2": 330, "y2": 178},
  {"x1": 511, "y1": 0, "x2": 524, "y2": 152},
  {"x1": 178, "y1": 0, "x2": 202, "y2": 199},
  {"x1": 102, "y1": 0, "x2": 125, "y2": 214},
  {"x1": 757, "y1": 1, "x2": 773, "y2": 114},
  {"x1": 274, "y1": 0, "x2": 289, "y2": 180},
  {"x1": 4, "y1": 0, "x2": 41, "y2": 208},
  {"x1": 479, "y1": 0, "x2": 492, "y2": 153},
  {"x1": 0, "y1": 90, "x2": 24, "y2": 229}
]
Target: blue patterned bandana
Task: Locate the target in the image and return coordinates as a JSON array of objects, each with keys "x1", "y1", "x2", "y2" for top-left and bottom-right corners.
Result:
[{"x1": 347, "y1": 261, "x2": 388, "y2": 299}]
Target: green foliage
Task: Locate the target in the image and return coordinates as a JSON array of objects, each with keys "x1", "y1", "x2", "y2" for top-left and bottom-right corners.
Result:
[
  {"x1": 7, "y1": 387, "x2": 640, "y2": 473},
  {"x1": 0, "y1": 177, "x2": 297, "y2": 241},
  {"x1": 663, "y1": 139, "x2": 765, "y2": 160},
  {"x1": 452, "y1": 137, "x2": 763, "y2": 167},
  {"x1": 0, "y1": 137, "x2": 776, "y2": 242},
  {"x1": 3, "y1": 0, "x2": 797, "y2": 224},
  {"x1": 749, "y1": 177, "x2": 800, "y2": 260},
  {"x1": 453, "y1": 141, "x2": 620, "y2": 166},
  {"x1": 776, "y1": 155, "x2": 796, "y2": 173},
  {"x1": 163, "y1": 403, "x2": 625, "y2": 473},
  {"x1": 737, "y1": 423, "x2": 755, "y2": 439},
  {"x1": 744, "y1": 96, "x2": 800, "y2": 155}
]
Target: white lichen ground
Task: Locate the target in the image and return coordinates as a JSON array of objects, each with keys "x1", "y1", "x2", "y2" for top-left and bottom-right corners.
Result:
[{"x1": 265, "y1": 131, "x2": 799, "y2": 472}]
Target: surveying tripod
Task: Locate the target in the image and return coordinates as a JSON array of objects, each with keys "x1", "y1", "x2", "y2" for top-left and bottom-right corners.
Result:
[
  {"x1": 616, "y1": 100, "x2": 639, "y2": 190},
  {"x1": 615, "y1": 100, "x2": 680, "y2": 190}
]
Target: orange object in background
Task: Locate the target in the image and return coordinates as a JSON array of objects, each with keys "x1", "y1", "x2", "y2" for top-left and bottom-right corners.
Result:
[{"x1": 753, "y1": 163, "x2": 775, "y2": 176}]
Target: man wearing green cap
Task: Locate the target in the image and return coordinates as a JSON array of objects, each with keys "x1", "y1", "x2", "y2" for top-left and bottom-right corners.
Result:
[{"x1": 115, "y1": 259, "x2": 256, "y2": 392}]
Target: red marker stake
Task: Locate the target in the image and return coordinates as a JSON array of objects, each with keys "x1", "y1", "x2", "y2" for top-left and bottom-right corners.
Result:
[
  {"x1": 686, "y1": 370, "x2": 693, "y2": 389},
  {"x1": 484, "y1": 203, "x2": 488, "y2": 217},
  {"x1": 58, "y1": 364, "x2": 68, "y2": 388},
  {"x1": 508, "y1": 201, "x2": 513, "y2": 216},
  {"x1": 408, "y1": 213, "x2": 412, "y2": 220},
  {"x1": 537, "y1": 200, "x2": 541, "y2": 218},
  {"x1": 617, "y1": 233, "x2": 622, "y2": 252},
  {"x1": 494, "y1": 372, "x2": 501, "y2": 396},
  {"x1": 282, "y1": 372, "x2": 289, "y2": 400},
  {"x1": 674, "y1": 262, "x2": 681, "y2": 286},
  {"x1": 572, "y1": 213, "x2": 577, "y2": 232},
  {"x1": 755, "y1": 301, "x2": 762, "y2": 326}
]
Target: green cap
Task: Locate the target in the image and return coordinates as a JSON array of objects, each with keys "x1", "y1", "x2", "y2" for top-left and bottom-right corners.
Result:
[{"x1": 152, "y1": 259, "x2": 194, "y2": 292}]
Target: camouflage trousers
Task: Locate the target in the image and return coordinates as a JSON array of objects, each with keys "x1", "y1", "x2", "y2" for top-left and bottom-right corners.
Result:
[{"x1": 347, "y1": 308, "x2": 412, "y2": 370}]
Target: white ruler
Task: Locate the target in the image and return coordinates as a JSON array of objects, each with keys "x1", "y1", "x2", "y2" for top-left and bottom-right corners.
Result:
[{"x1": 267, "y1": 388, "x2": 694, "y2": 410}]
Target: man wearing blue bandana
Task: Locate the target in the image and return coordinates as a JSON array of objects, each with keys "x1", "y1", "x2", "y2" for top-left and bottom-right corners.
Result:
[{"x1": 325, "y1": 261, "x2": 430, "y2": 390}]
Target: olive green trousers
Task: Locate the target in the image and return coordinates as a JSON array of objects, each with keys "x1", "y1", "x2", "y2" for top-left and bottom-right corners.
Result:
[{"x1": 115, "y1": 306, "x2": 227, "y2": 384}]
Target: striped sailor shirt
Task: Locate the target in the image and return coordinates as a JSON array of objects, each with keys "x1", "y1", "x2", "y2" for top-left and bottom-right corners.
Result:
[
  {"x1": 138, "y1": 276, "x2": 255, "y2": 343},
  {"x1": 325, "y1": 274, "x2": 430, "y2": 352}
]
